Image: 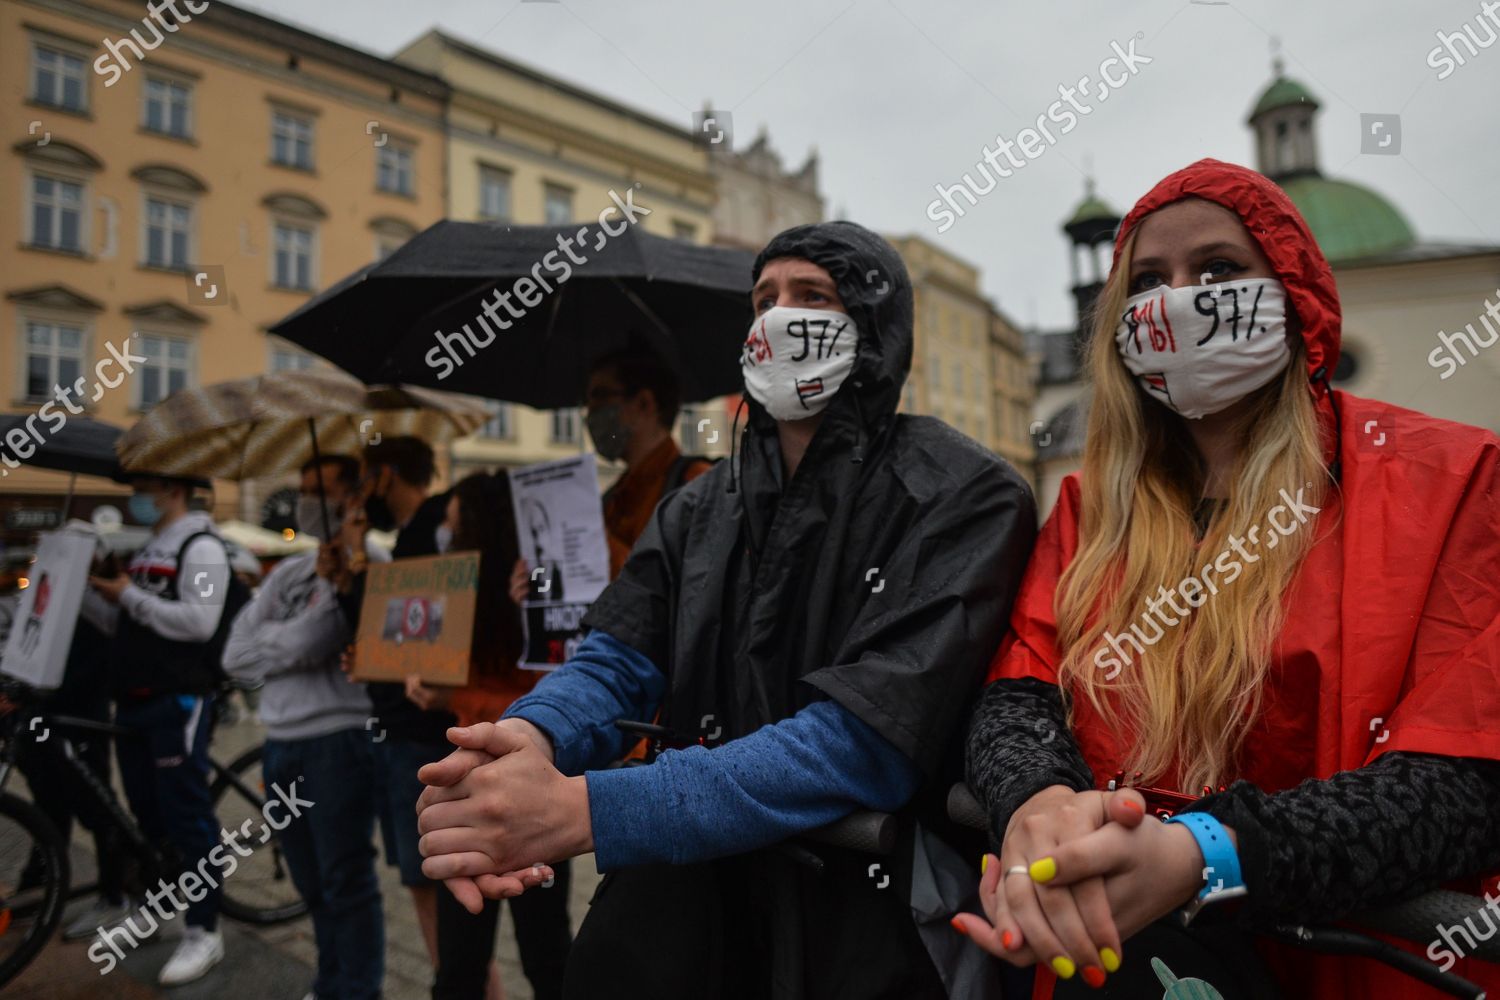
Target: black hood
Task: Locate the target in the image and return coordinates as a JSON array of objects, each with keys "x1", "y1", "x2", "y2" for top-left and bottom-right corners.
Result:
[{"x1": 748, "y1": 221, "x2": 914, "y2": 434}]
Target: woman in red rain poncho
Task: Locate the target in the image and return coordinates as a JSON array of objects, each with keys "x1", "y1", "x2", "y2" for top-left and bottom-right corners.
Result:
[{"x1": 955, "y1": 159, "x2": 1500, "y2": 999}]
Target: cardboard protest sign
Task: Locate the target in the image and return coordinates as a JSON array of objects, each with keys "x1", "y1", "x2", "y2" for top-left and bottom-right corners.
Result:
[
  {"x1": 352, "y1": 551, "x2": 479, "y2": 685},
  {"x1": 510, "y1": 454, "x2": 610, "y2": 670},
  {"x1": 1, "y1": 528, "x2": 97, "y2": 690}
]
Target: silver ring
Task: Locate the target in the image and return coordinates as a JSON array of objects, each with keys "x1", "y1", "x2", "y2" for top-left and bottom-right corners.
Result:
[{"x1": 1004, "y1": 865, "x2": 1030, "y2": 878}]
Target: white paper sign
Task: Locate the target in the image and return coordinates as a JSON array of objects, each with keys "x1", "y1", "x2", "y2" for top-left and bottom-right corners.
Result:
[
  {"x1": 1, "y1": 529, "x2": 97, "y2": 689},
  {"x1": 509, "y1": 454, "x2": 610, "y2": 670}
]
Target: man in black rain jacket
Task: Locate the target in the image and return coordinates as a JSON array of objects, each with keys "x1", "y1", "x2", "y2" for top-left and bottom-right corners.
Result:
[{"x1": 416, "y1": 221, "x2": 1038, "y2": 999}]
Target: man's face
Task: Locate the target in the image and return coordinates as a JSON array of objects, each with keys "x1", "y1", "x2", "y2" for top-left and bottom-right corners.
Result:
[
  {"x1": 585, "y1": 368, "x2": 655, "y2": 435},
  {"x1": 750, "y1": 258, "x2": 846, "y2": 316},
  {"x1": 300, "y1": 465, "x2": 351, "y2": 508}
]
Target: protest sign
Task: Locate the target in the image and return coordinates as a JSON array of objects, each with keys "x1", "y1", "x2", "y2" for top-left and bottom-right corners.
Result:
[
  {"x1": 352, "y1": 551, "x2": 480, "y2": 685},
  {"x1": 1, "y1": 529, "x2": 96, "y2": 689},
  {"x1": 509, "y1": 454, "x2": 610, "y2": 670}
]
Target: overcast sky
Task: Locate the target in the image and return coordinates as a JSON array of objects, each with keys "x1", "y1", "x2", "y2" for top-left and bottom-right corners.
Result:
[{"x1": 236, "y1": 0, "x2": 1500, "y2": 329}]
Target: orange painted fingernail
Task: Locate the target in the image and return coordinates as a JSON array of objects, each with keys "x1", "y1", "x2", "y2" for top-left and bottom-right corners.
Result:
[
  {"x1": 1001, "y1": 929, "x2": 1017, "y2": 950},
  {"x1": 1082, "y1": 966, "x2": 1106, "y2": 988},
  {"x1": 1121, "y1": 799, "x2": 1143, "y2": 816},
  {"x1": 949, "y1": 916, "x2": 970, "y2": 937}
]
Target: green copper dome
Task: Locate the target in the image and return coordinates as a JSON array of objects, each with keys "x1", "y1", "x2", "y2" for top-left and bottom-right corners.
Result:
[
  {"x1": 1277, "y1": 175, "x2": 1416, "y2": 262},
  {"x1": 1249, "y1": 75, "x2": 1319, "y2": 121},
  {"x1": 1067, "y1": 193, "x2": 1118, "y2": 227}
]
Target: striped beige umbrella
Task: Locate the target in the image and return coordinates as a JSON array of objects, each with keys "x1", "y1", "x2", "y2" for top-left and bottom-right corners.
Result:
[{"x1": 116, "y1": 369, "x2": 490, "y2": 481}]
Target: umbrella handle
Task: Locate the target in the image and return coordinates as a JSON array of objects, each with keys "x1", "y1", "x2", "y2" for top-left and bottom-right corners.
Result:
[{"x1": 306, "y1": 417, "x2": 332, "y2": 539}]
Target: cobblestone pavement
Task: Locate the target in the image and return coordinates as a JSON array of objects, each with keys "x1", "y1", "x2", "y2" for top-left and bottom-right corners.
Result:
[{"x1": 6, "y1": 705, "x2": 600, "y2": 999}]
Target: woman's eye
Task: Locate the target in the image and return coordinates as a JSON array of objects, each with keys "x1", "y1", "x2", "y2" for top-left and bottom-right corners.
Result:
[
  {"x1": 1201, "y1": 259, "x2": 1245, "y2": 281},
  {"x1": 1129, "y1": 273, "x2": 1162, "y2": 293}
]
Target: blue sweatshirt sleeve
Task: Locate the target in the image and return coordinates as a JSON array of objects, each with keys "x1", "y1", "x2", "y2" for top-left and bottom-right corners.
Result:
[
  {"x1": 503, "y1": 630, "x2": 665, "y2": 776},
  {"x1": 583, "y1": 698, "x2": 922, "y2": 871}
]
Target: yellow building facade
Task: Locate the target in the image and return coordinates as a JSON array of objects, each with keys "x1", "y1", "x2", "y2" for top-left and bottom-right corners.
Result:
[
  {"x1": 393, "y1": 31, "x2": 724, "y2": 480},
  {"x1": 885, "y1": 235, "x2": 1035, "y2": 479},
  {"x1": 1, "y1": 0, "x2": 448, "y2": 529}
]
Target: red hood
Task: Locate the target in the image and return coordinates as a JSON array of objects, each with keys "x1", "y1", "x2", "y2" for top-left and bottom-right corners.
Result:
[{"x1": 1112, "y1": 158, "x2": 1342, "y2": 381}]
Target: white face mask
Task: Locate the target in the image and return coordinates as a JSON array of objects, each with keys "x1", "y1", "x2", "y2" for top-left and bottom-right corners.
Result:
[
  {"x1": 295, "y1": 495, "x2": 343, "y2": 541},
  {"x1": 434, "y1": 524, "x2": 454, "y2": 554},
  {"x1": 1114, "y1": 277, "x2": 1291, "y2": 419},
  {"x1": 741, "y1": 306, "x2": 859, "y2": 421}
]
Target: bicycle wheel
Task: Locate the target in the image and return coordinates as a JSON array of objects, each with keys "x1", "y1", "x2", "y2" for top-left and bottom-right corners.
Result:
[
  {"x1": 210, "y1": 744, "x2": 308, "y2": 925},
  {"x1": 0, "y1": 792, "x2": 69, "y2": 988}
]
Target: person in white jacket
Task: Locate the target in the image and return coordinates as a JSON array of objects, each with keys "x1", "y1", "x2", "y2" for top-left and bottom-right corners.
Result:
[
  {"x1": 224, "y1": 455, "x2": 389, "y2": 1000},
  {"x1": 86, "y1": 473, "x2": 232, "y2": 986}
]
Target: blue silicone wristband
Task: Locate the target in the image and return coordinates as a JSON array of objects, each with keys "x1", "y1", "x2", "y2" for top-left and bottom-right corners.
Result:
[{"x1": 1164, "y1": 812, "x2": 1244, "y2": 901}]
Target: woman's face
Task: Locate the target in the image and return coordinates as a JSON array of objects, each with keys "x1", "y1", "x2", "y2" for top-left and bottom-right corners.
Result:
[
  {"x1": 443, "y1": 495, "x2": 460, "y2": 536},
  {"x1": 1126, "y1": 198, "x2": 1277, "y2": 295}
]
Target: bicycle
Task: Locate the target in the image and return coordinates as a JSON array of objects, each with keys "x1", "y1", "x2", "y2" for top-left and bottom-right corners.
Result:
[{"x1": 0, "y1": 676, "x2": 308, "y2": 988}]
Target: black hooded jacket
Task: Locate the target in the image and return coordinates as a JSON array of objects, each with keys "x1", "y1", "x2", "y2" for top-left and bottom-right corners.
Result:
[{"x1": 585, "y1": 219, "x2": 1036, "y2": 785}]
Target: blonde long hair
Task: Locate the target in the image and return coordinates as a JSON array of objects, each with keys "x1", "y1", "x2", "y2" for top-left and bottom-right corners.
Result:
[{"x1": 1054, "y1": 233, "x2": 1330, "y2": 791}]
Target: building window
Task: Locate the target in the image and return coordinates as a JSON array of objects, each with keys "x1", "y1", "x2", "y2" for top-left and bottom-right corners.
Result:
[
  {"x1": 377, "y1": 143, "x2": 414, "y2": 196},
  {"x1": 678, "y1": 405, "x2": 703, "y2": 451},
  {"x1": 480, "y1": 401, "x2": 513, "y2": 439},
  {"x1": 271, "y1": 111, "x2": 315, "y2": 170},
  {"x1": 31, "y1": 44, "x2": 87, "y2": 112},
  {"x1": 272, "y1": 222, "x2": 316, "y2": 291},
  {"x1": 144, "y1": 196, "x2": 192, "y2": 270},
  {"x1": 672, "y1": 220, "x2": 697, "y2": 242},
  {"x1": 136, "y1": 334, "x2": 193, "y2": 408},
  {"x1": 550, "y1": 407, "x2": 579, "y2": 445},
  {"x1": 479, "y1": 167, "x2": 512, "y2": 221},
  {"x1": 927, "y1": 355, "x2": 941, "y2": 391},
  {"x1": 29, "y1": 174, "x2": 85, "y2": 252},
  {"x1": 143, "y1": 77, "x2": 192, "y2": 138},
  {"x1": 952, "y1": 361, "x2": 965, "y2": 399},
  {"x1": 543, "y1": 184, "x2": 573, "y2": 225},
  {"x1": 24, "y1": 320, "x2": 85, "y2": 402},
  {"x1": 270, "y1": 347, "x2": 314, "y2": 372},
  {"x1": 374, "y1": 235, "x2": 404, "y2": 262}
]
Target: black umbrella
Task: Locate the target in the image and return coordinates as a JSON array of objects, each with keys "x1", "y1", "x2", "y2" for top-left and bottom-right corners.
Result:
[
  {"x1": 270, "y1": 220, "x2": 757, "y2": 408},
  {"x1": 0, "y1": 415, "x2": 125, "y2": 522},
  {"x1": 0, "y1": 415, "x2": 124, "y2": 480}
]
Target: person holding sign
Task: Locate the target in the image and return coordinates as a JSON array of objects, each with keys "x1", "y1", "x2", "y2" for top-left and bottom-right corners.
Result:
[
  {"x1": 223, "y1": 455, "x2": 388, "y2": 1000},
  {"x1": 405, "y1": 472, "x2": 571, "y2": 1000},
  {"x1": 415, "y1": 221, "x2": 1038, "y2": 998}
]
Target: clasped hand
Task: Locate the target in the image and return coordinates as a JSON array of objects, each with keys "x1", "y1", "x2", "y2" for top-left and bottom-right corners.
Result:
[
  {"x1": 415, "y1": 720, "x2": 593, "y2": 913},
  {"x1": 951, "y1": 785, "x2": 1207, "y2": 983}
]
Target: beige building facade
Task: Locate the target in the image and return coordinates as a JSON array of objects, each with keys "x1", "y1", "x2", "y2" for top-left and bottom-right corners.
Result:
[
  {"x1": 1, "y1": 0, "x2": 448, "y2": 532},
  {"x1": 885, "y1": 235, "x2": 1035, "y2": 479}
]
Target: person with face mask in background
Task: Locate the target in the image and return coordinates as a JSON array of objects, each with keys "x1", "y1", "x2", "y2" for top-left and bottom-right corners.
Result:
[
  {"x1": 958, "y1": 160, "x2": 1500, "y2": 999},
  {"x1": 415, "y1": 221, "x2": 1038, "y2": 999},
  {"x1": 84, "y1": 473, "x2": 235, "y2": 986},
  {"x1": 406, "y1": 472, "x2": 572, "y2": 1000},
  {"x1": 223, "y1": 455, "x2": 389, "y2": 1000},
  {"x1": 324, "y1": 435, "x2": 455, "y2": 983},
  {"x1": 508, "y1": 349, "x2": 713, "y2": 613}
]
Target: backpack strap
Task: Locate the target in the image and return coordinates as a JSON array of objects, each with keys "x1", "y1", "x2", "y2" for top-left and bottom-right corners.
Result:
[{"x1": 170, "y1": 530, "x2": 227, "y2": 601}]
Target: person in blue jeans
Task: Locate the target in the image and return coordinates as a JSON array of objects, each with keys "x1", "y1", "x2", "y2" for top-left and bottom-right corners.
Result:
[
  {"x1": 224, "y1": 455, "x2": 387, "y2": 1000},
  {"x1": 87, "y1": 474, "x2": 232, "y2": 986}
]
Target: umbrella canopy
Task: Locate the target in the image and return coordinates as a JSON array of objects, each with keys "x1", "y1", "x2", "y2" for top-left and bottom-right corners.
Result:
[
  {"x1": 116, "y1": 369, "x2": 490, "y2": 481},
  {"x1": 0, "y1": 415, "x2": 124, "y2": 479},
  {"x1": 269, "y1": 220, "x2": 756, "y2": 408}
]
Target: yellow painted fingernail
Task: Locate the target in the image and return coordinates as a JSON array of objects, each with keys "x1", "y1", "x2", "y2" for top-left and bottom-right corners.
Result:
[
  {"x1": 1029, "y1": 856, "x2": 1057, "y2": 883},
  {"x1": 980, "y1": 854, "x2": 989, "y2": 875},
  {"x1": 1100, "y1": 947, "x2": 1121, "y2": 973},
  {"x1": 1051, "y1": 956, "x2": 1077, "y2": 979}
]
